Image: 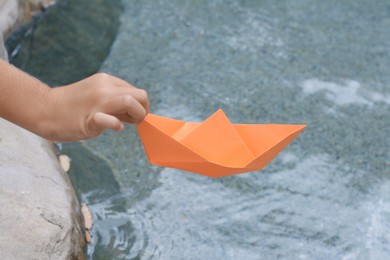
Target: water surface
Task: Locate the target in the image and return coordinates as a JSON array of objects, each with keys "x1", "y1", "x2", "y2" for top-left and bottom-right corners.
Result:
[
  {"x1": 9, "y1": 0, "x2": 390, "y2": 259},
  {"x1": 76, "y1": 1, "x2": 390, "y2": 259}
]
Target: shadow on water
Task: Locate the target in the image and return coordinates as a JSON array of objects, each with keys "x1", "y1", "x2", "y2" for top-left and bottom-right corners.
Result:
[
  {"x1": 62, "y1": 142, "x2": 141, "y2": 258},
  {"x1": 6, "y1": 0, "x2": 390, "y2": 259},
  {"x1": 6, "y1": 0, "x2": 122, "y2": 86},
  {"x1": 62, "y1": 142, "x2": 121, "y2": 203}
]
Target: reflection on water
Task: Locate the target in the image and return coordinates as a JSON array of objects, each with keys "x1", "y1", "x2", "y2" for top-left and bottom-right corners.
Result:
[{"x1": 8, "y1": 0, "x2": 390, "y2": 258}]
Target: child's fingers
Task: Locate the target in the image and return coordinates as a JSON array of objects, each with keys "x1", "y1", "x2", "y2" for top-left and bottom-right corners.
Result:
[
  {"x1": 90, "y1": 112, "x2": 124, "y2": 133},
  {"x1": 114, "y1": 113, "x2": 137, "y2": 124},
  {"x1": 105, "y1": 75, "x2": 150, "y2": 113},
  {"x1": 136, "y1": 89, "x2": 149, "y2": 113},
  {"x1": 92, "y1": 74, "x2": 150, "y2": 113},
  {"x1": 102, "y1": 95, "x2": 147, "y2": 123},
  {"x1": 110, "y1": 88, "x2": 149, "y2": 113}
]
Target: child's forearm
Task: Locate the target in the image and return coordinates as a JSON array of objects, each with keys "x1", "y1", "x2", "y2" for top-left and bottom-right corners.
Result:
[{"x1": 0, "y1": 59, "x2": 51, "y2": 137}]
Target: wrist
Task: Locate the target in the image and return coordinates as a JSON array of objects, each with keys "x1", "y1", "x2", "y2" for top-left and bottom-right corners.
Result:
[{"x1": 37, "y1": 87, "x2": 64, "y2": 141}]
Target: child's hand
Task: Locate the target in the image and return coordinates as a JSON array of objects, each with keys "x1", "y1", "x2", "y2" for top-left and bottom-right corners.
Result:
[
  {"x1": 42, "y1": 73, "x2": 149, "y2": 141},
  {"x1": 0, "y1": 60, "x2": 146, "y2": 141}
]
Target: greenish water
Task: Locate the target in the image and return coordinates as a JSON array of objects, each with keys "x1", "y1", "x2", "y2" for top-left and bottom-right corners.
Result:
[
  {"x1": 6, "y1": 0, "x2": 122, "y2": 86},
  {"x1": 8, "y1": 0, "x2": 390, "y2": 259}
]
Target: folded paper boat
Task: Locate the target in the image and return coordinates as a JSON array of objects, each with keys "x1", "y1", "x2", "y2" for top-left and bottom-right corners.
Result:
[{"x1": 136, "y1": 109, "x2": 306, "y2": 178}]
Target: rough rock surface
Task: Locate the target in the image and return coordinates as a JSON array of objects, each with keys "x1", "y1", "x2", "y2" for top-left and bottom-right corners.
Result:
[
  {"x1": 0, "y1": 0, "x2": 19, "y2": 36},
  {"x1": 0, "y1": 33, "x2": 6, "y2": 60},
  {"x1": 0, "y1": 0, "x2": 54, "y2": 36},
  {"x1": 0, "y1": 119, "x2": 85, "y2": 259}
]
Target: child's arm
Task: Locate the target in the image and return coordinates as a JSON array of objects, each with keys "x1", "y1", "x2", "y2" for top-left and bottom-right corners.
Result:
[{"x1": 0, "y1": 59, "x2": 149, "y2": 142}]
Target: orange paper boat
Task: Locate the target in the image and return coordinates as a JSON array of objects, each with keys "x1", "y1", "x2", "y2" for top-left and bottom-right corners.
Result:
[{"x1": 136, "y1": 109, "x2": 306, "y2": 178}]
